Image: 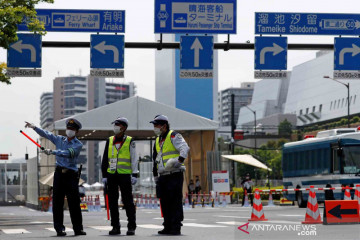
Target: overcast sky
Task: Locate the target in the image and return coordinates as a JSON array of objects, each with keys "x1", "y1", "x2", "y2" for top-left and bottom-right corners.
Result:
[{"x1": 0, "y1": 0, "x2": 354, "y2": 159}]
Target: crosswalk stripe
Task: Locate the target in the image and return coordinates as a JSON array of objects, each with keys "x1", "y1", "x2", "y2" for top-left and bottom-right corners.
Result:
[
  {"x1": 45, "y1": 227, "x2": 73, "y2": 232},
  {"x1": 88, "y1": 226, "x2": 127, "y2": 231},
  {"x1": 137, "y1": 224, "x2": 163, "y2": 229},
  {"x1": 1, "y1": 229, "x2": 31, "y2": 234},
  {"x1": 183, "y1": 223, "x2": 227, "y2": 228}
]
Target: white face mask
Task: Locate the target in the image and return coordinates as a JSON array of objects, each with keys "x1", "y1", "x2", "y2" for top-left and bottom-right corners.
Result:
[
  {"x1": 154, "y1": 127, "x2": 162, "y2": 136},
  {"x1": 66, "y1": 129, "x2": 76, "y2": 138},
  {"x1": 113, "y1": 125, "x2": 121, "y2": 135}
]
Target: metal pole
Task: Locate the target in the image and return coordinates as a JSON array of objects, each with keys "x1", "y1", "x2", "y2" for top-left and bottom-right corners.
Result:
[
  {"x1": 347, "y1": 83, "x2": 350, "y2": 128},
  {"x1": 5, "y1": 160, "x2": 7, "y2": 202},
  {"x1": 254, "y1": 111, "x2": 257, "y2": 154},
  {"x1": 20, "y1": 163, "x2": 23, "y2": 197},
  {"x1": 230, "y1": 94, "x2": 235, "y2": 187},
  {"x1": 323, "y1": 76, "x2": 351, "y2": 128}
]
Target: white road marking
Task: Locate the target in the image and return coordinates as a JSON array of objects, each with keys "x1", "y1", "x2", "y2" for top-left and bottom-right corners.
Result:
[
  {"x1": 1, "y1": 229, "x2": 31, "y2": 234},
  {"x1": 0, "y1": 213, "x2": 15, "y2": 215},
  {"x1": 224, "y1": 210, "x2": 250, "y2": 212},
  {"x1": 28, "y1": 209, "x2": 36, "y2": 212},
  {"x1": 183, "y1": 223, "x2": 227, "y2": 228},
  {"x1": 214, "y1": 215, "x2": 249, "y2": 219},
  {"x1": 277, "y1": 214, "x2": 303, "y2": 217},
  {"x1": 30, "y1": 221, "x2": 53, "y2": 224},
  {"x1": 88, "y1": 226, "x2": 127, "y2": 231},
  {"x1": 137, "y1": 224, "x2": 163, "y2": 229},
  {"x1": 45, "y1": 227, "x2": 73, "y2": 232}
]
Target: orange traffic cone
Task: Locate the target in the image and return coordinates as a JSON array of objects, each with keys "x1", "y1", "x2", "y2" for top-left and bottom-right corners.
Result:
[
  {"x1": 243, "y1": 189, "x2": 250, "y2": 207},
  {"x1": 267, "y1": 190, "x2": 275, "y2": 207},
  {"x1": 302, "y1": 186, "x2": 322, "y2": 224},
  {"x1": 344, "y1": 187, "x2": 352, "y2": 200},
  {"x1": 248, "y1": 189, "x2": 267, "y2": 221}
]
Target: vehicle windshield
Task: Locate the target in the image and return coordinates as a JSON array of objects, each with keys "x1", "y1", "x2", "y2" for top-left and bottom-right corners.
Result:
[{"x1": 342, "y1": 146, "x2": 360, "y2": 174}]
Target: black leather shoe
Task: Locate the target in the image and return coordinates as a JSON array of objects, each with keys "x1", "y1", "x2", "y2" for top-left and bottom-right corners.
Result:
[
  {"x1": 56, "y1": 231, "x2": 66, "y2": 236},
  {"x1": 169, "y1": 229, "x2": 181, "y2": 235},
  {"x1": 109, "y1": 227, "x2": 121, "y2": 235},
  {"x1": 126, "y1": 229, "x2": 135, "y2": 235},
  {"x1": 158, "y1": 229, "x2": 171, "y2": 235},
  {"x1": 74, "y1": 230, "x2": 86, "y2": 236}
]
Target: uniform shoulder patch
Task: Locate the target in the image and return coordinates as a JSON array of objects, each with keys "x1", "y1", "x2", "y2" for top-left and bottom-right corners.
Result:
[{"x1": 171, "y1": 131, "x2": 178, "y2": 138}]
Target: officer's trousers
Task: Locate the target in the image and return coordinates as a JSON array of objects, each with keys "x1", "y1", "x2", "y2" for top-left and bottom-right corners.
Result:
[
  {"x1": 158, "y1": 172, "x2": 184, "y2": 231},
  {"x1": 53, "y1": 168, "x2": 83, "y2": 233},
  {"x1": 107, "y1": 173, "x2": 136, "y2": 230}
]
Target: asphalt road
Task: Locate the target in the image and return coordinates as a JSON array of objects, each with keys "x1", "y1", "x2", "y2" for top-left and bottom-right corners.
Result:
[{"x1": 0, "y1": 204, "x2": 359, "y2": 240}]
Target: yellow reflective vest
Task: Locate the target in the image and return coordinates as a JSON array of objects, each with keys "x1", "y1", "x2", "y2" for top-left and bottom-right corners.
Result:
[
  {"x1": 155, "y1": 130, "x2": 180, "y2": 168},
  {"x1": 107, "y1": 135, "x2": 132, "y2": 174}
]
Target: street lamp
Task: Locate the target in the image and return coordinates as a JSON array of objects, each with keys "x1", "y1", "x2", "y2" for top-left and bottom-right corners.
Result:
[
  {"x1": 323, "y1": 76, "x2": 350, "y2": 128},
  {"x1": 243, "y1": 105, "x2": 257, "y2": 153}
]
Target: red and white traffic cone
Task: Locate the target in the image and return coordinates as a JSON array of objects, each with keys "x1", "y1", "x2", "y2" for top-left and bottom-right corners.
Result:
[
  {"x1": 145, "y1": 194, "x2": 149, "y2": 209},
  {"x1": 267, "y1": 190, "x2": 275, "y2": 207},
  {"x1": 302, "y1": 186, "x2": 322, "y2": 224},
  {"x1": 48, "y1": 196, "x2": 53, "y2": 213},
  {"x1": 248, "y1": 189, "x2": 267, "y2": 221},
  {"x1": 154, "y1": 197, "x2": 159, "y2": 209},
  {"x1": 354, "y1": 184, "x2": 360, "y2": 218},
  {"x1": 344, "y1": 186, "x2": 352, "y2": 200},
  {"x1": 184, "y1": 193, "x2": 190, "y2": 209},
  {"x1": 221, "y1": 194, "x2": 227, "y2": 207},
  {"x1": 243, "y1": 189, "x2": 250, "y2": 207},
  {"x1": 197, "y1": 193, "x2": 201, "y2": 206}
]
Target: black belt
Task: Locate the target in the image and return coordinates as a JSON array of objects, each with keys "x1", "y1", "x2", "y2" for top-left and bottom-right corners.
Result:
[
  {"x1": 55, "y1": 166, "x2": 76, "y2": 174},
  {"x1": 159, "y1": 169, "x2": 184, "y2": 176}
]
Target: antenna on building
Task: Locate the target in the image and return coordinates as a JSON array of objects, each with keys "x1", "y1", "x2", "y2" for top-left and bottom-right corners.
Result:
[
  {"x1": 57, "y1": 71, "x2": 60, "y2": 76},
  {"x1": 79, "y1": 69, "x2": 82, "y2": 76}
]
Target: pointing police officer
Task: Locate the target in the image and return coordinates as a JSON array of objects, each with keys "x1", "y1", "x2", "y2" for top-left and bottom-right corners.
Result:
[
  {"x1": 101, "y1": 117, "x2": 138, "y2": 236},
  {"x1": 150, "y1": 115, "x2": 190, "y2": 235},
  {"x1": 25, "y1": 119, "x2": 86, "y2": 236}
]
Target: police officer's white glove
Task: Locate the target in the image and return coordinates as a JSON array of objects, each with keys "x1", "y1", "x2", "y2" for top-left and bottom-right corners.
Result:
[
  {"x1": 25, "y1": 121, "x2": 36, "y2": 129},
  {"x1": 41, "y1": 149, "x2": 52, "y2": 155},
  {"x1": 154, "y1": 176, "x2": 159, "y2": 184},
  {"x1": 173, "y1": 160, "x2": 183, "y2": 168},
  {"x1": 131, "y1": 176, "x2": 137, "y2": 185},
  {"x1": 102, "y1": 178, "x2": 107, "y2": 185}
]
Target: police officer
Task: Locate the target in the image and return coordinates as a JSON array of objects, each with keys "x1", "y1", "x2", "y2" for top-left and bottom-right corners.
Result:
[
  {"x1": 150, "y1": 115, "x2": 190, "y2": 235},
  {"x1": 25, "y1": 119, "x2": 86, "y2": 236},
  {"x1": 101, "y1": 117, "x2": 138, "y2": 236}
]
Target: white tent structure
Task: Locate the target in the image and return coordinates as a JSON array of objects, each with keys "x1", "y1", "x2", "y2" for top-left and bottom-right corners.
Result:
[
  {"x1": 53, "y1": 96, "x2": 218, "y2": 139},
  {"x1": 221, "y1": 154, "x2": 272, "y2": 171}
]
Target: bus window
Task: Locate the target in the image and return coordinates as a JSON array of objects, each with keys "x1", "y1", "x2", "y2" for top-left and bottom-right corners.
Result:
[
  {"x1": 342, "y1": 146, "x2": 360, "y2": 174},
  {"x1": 332, "y1": 149, "x2": 340, "y2": 174}
]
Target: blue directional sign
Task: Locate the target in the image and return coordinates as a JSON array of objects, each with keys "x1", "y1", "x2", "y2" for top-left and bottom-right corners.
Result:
[
  {"x1": 7, "y1": 34, "x2": 42, "y2": 68},
  {"x1": 91, "y1": 35, "x2": 124, "y2": 69},
  {"x1": 255, "y1": 37, "x2": 287, "y2": 70},
  {"x1": 334, "y1": 38, "x2": 360, "y2": 71},
  {"x1": 18, "y1": 9, "x2": 125, "y2": 33},
  {"x1": 180, "y1": 36, "x2": 213, "y2": 70},
  {"x1": 256, "y1": 13, "x2": 360, "y2": 35},
  {"x1": 155, "y1": 0, "x2": 236, "y2": 34}
]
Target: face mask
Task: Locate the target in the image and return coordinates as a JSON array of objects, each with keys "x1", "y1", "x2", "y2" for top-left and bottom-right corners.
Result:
[
  {"x1": 66, "y1": 129, "x2": 76, "y2": 138},
  {"x1": 154, "y1": 127, "x2": 162, "y2": 136},
  {"x1": 113, "y1": 125, "x2": 121, "y2": 135}
]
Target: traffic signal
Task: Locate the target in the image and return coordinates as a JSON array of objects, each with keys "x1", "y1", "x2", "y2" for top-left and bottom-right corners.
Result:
[{"x1": 0, "y1": 154, "x2": 9, "y2": 160}]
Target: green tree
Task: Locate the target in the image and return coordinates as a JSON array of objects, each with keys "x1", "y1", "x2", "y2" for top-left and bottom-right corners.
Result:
[
  {"x1": 278, "y1": 118, "x2": 293, "y2": 136},
  {"x1": 0, "y1": 0, "x2": 54, "y2": 84}
]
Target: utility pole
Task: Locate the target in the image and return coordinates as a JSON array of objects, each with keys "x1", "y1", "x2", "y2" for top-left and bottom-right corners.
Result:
[{"x1": 230, "y1": 94, "x2": 236, "y2": 187}]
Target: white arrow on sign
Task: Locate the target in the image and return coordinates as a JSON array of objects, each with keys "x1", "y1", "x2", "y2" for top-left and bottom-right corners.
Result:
[
  {"x1": 94, "y1": 41, "x2": 119, "y2": 63},
  {"x1": 339, "y1": 44, "x2": 360, "y2": 65},
  {"x1": 11, "y1": 40, "x2": 36, "y2": 62},
  {"x1": 190, "y1": 38, "x2": 203, "y2": 67},
  {"x1": 260, "y1": 43, "x2": 284, "y2": 64}
]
